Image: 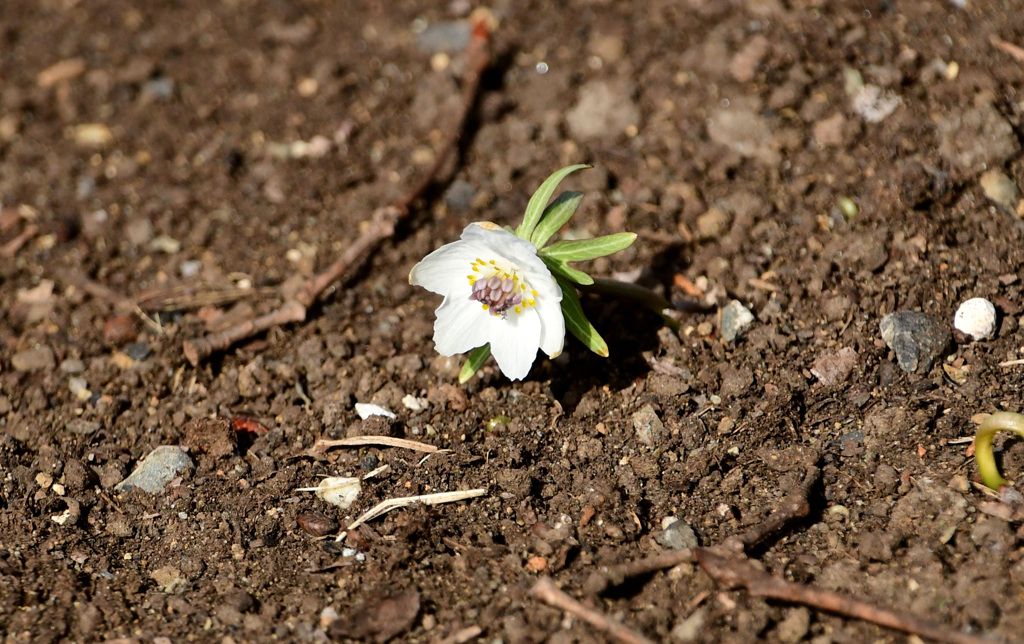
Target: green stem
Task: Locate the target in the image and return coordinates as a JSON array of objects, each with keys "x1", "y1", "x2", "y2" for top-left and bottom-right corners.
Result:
[
  {"x1": 975, "y1": 411, "x2": 1024, "y2": 490},
  {"x1": 578, "y1": 278, "x2": 680, "y2": 332}
]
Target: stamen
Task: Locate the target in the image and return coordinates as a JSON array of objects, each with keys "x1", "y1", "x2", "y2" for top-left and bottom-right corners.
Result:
[{"x1": 467, "y1": 259, "x2": 538, "y2": 317}]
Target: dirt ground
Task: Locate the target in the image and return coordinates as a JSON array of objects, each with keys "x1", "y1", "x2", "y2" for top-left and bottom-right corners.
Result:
[{"x1": 3, "y1": 0, "x2": 1024, "y2": 642}]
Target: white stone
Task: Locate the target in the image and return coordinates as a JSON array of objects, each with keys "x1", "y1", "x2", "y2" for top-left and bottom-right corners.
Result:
[
  {"x1": 354, "y1": 402, "x2": 396, "y2": 420},
  {"x1": 954, "y1": 297, "x2": 997, "y2": 341}
]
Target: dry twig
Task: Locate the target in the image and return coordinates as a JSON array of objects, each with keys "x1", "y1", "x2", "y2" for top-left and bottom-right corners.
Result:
[
  {"x1": 990, "y1": 35, "x2": 1024, "y2": 63},
  {"x1": 183, "y1": 18, "x2": 492, "y2": 365},
  {"x1": 0, "y1": 223, "x2": 38, "y2": 257},
  {"x1": 312, "y1": 435, "x2": 442, "y2": 454},
  {"x1": 693, "y1": 548, "x2": 993, "y2": 644},
  {"x1": 529, "y1": 577, "x2": 656, "y2": 644},
  {"x1": 347, "y1": 488, "x2": 486, "y2": 531},
  {"x1": 562, "y1": 462, "x2": 996, "y2": 644}
]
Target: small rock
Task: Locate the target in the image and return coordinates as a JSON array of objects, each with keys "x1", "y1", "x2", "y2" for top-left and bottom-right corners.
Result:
[
  {"x1": 443, "y1": 180, "x2": 476, "y2": 213},
  {"x1": 102, "y1": 315, "x2": 138, "y2": 344},
  {"x1": 74, "y1": 123, "x2": 112, "y2": 147},
  {"x1": 773, "y1": 607, "x2": 811, "y2": 643},
  {"x1": 720, "y1": 300, "x2": 755, "y2": 342},
  {"x1": 879, "y1": 311, "x2": 951, "y2": 373},
  {"x1": 632, "y1": 404, "x2": 665, "y2": 448},
  {"x1": 59, "y1": 358, "x2": 86, "y2": 374},
  {"x1": 812, "y1": 112, "x2": 846, "y2": 146},
  {"x1": 180, "y1": 259, "x2": 202, "y2": 278},
  {"x1": 938, "y1": 103, "x2": 1019, "y2": 172},
  {"x1": 68, "y1": 377, "x2": 91, "y2": 401},
  {"x1": 695, "y1": 206, "x2": 730, "y2": 239},
  {"x1": 354, "y1": 403, "x2": 396, "y2": 420},
  {"x1": 671, "y1": 608, "x2": 707, "y2": 642},
  {"x1": 954, "y1": 297, "x2": 997, "y2": 341},
  {"x1": 124, "y1": 342, "x2": 151, "y2": 361},
  {"x1": 115, "y1": 446, "x2": 194, "y2": 494},
  {"x1": 66, "y1": 419, "x2": 100, "y2": 436},
  {"x1": 149, "y1": 235, "x2": 181, "y2": 254},
  {"x1": 850, "y1": 85, "x2": 901, "y2": 123},
  {"x1": 811, "y1": 347, "x2": 858, "y2": 387},
  {"x1": 656, "y1": 517, "x2": 699, "y2": 550},
  {"x1": 12, "y1": 346, "x2": 56, "y2": 372},
  {"x1": 979, "y1": 169, "x2": 1020, "y2": 209},
  {"x1": 707, "y1": 99, "x2": 780, "y2": 165},
  {"x1": 566, "y1": 79, "x2": 640, "y2": 142},
  {"x1": 150, "y1": 566, "x2": 188, "y2": 594},
  {"x1": 416, "y1": 20, "x2": 471, "y2": 53}
]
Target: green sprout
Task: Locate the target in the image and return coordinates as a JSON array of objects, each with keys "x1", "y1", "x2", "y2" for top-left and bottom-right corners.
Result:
[{"x1": 974, "y1": 412, "x2": 1024, "y2": 490}]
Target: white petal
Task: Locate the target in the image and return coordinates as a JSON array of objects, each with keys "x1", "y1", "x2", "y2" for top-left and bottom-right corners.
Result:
[
  {"x1": 489, "y1": 308, "x2": 542, "y2": 380},
  {"x1": 409, "y1": 241, "x2": 477, "y2": 296},
  {"x1": 536, "y1": 298, "x2": 565, "y2": 358},
  {"x1": 432, "y1": 296, "x2": 500, "y2": 356}
]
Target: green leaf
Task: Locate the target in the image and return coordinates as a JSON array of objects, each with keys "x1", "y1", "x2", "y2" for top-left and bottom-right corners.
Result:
[
  {"x1": 515, "y1": 164, "x2": 589, "y2": 242},
  {"x1": 558, "y1": 278, "x2": 608, "y2": 357},
  {"x1": 530, "y1": 191, "x2": 584, "y2": 247},
  {"x1": 542, "y1": 256, "x2": 594, "y2": 286},
  {"x1": 458, "y1": 344, "x2": 491, "y2": 384},
  {"x1": 541, "y1": 232, "x2": 637, "y2": 263}
]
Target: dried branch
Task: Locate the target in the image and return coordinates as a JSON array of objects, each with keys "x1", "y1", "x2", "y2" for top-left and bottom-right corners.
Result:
[
  {"x1": 183, "y1": 18, "x2": 492, "y2": 365},
  {"x1": 346, "y1": 488, "x2": 486, "y2": 531},
  {"x1": 529, "y1": 577, "x2": 657, "y2": 644},
  {"x1": 311, "y1": 435, "x2": 443, "y2": 454},
  {"x1": 693, "y1": 548, "x2": 994, "y2": 644}
]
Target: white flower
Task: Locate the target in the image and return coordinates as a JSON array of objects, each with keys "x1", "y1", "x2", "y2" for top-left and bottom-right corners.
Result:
[{"x1": 409, "y1": 222, "x2": 564, "y2": 380}]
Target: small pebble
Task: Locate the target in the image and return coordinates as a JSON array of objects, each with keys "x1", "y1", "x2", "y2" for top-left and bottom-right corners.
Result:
[
  {"x1": 954, "y1": 297, "x2": 997, "y2": 341},
  {"x1": 879, "y1": 311, "x2": 951, "y2": 373},
  {"x1": 12, "y1": 346, "x2": 56, "y2": 372},
  {"x1": 180, "y1": 260, "x2": 202, "y2": 278},
  {"x1": 354, "y1": 403, "x2": 396, "y2": 420},
  {"x1": 720, "y1": 300, "x2": 754, "y2": 342},
  {"x1": 68, "y1": 377, "x2": 91, "y2": 401},
  {"x1": 59, "y1": 358, "x2": 86, "y2": 374},
  {"x1": 979, "y1": 169, "x2": 1019, "y2": 209},
  {"x1": 632, "y1": 404, "x2": 665, "y2": 448},
  {"x1": 655, "y1": 517, "x2": 699, "y2": 550},
  {"x1": 115, "y1": 446, "x2": 194, "y2": 494}
]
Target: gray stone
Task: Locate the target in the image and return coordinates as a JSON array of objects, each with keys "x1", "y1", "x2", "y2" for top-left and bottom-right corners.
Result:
[
  {"x1": 721, "y1": 300, "x2": 755, "y2": 342},
  {"x1": 115, "y1": 446, "x2": 194, "y2": 494},
  {"x1": 443, "y1": 180, "x2": 476, "y2": 213},
  {"x1": 566, "y1": 79, "x2": 639, "y2": 142},
  {"x1": 632, "y1": 404, "x2": 665, "y2": 448},
  {"x1": 879, "y1": 311, "x2": 951, "y2": 373},
  {"x1": 656, "y1": 517, "x2": 699, "y2": 550}
]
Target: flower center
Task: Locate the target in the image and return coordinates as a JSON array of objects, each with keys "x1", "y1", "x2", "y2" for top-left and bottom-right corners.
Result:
[{"x1": 467, "y1": 258, "x2": 538, "y2": 317}]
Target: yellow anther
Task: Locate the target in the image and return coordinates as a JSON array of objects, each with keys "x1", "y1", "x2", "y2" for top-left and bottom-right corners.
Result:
[
  {"x1": 515, "y1": 306, "x2": 522, "y2": 314},
  {"x1": 529, "y1": 299, "x2": 535, "y2": 306},
  {"x1": 531, "y1": 290, "x2": 537, "y2": 296},
  {"x1": 482, "y1": 304, "x2": 489, "y2": 311},
  {"x1": 489, "y1": 260, "x2": 496, "y2": 265},
  {"x1": 472, "y1": 266, "x2": 480, "y2": 272}
]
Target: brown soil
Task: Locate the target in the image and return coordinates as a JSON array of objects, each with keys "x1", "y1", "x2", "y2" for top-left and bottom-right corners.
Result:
[{"x1": 3, "y1": 1, "x2": 1024, "y2": 642}]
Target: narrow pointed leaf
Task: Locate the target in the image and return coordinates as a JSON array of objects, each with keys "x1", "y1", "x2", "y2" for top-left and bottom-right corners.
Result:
[
  {"x1": 541, "y1": 232, "x2": 637, "y2": 263},
  {"x1": 542, "y1": 256, "x2": 594, "y2": 286},
  {"x1": 515, "y1": 164, "x2": 589, "y2": 242},
  {"x1": 530, "y1": 191, "x2": 584, "y2": 247},
  {"x1": 558, "y1": 278, "x2": 609, "y2": 357},
  {"x1": 459, "y1": 344, "x2": 491, "y2": 384}
]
